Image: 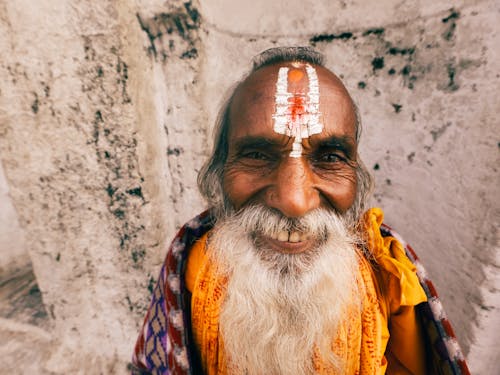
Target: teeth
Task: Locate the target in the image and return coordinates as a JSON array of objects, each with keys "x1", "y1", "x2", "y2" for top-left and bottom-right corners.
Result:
[
  {"x1": 289, "y1": 232, "x2": 300, "y2": 243},
  {"x1": 271, "y1": 231, "x2": 306, "y2": 243},
  {"x1": 277, "y1": 231, "x2": 289, "y2": 242}
]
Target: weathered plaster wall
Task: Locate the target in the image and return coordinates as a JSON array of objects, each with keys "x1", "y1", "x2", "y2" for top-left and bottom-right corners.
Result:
[
  {"x1": 0, "y1": 0, "x2": 498, "y2": 373},
  {"x1": 0, "y1": 161, "x2": 28, "y2": 272}
]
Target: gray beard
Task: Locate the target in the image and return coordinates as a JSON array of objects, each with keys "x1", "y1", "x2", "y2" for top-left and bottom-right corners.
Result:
[{"x1": 208, "y1": 205, "x2": 362, "y2": 374}]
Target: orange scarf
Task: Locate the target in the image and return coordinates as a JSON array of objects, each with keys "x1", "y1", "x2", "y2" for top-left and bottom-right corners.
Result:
[{"x1": 186, "y1": 208, "x2": 427, "y2": 374}]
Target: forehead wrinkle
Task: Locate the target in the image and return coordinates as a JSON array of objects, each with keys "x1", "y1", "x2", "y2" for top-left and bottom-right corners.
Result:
[
  {"x1": 228, "y1": 85, "x2": 275, "y2": 140},
  {"x1": 231, "y1": 78, "x2": 274, "y2": 113},
  {"x1": 319, "y1": 90, "x2": 356, "y2": 130}
]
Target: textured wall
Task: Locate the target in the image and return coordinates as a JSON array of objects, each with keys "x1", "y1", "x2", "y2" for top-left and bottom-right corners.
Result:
[{"x1": 0, "y1": 0, "x2": 498, "y2": 373}]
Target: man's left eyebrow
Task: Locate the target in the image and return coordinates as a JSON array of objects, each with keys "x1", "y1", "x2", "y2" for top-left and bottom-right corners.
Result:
[{"x1": 315, "y1": 136, "x2": 356, "y2": 153}]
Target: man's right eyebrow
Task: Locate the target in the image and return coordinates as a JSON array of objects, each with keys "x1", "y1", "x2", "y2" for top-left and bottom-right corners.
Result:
[{"x1": 232, "y1": 136, "x2": 282, "y2": 151}]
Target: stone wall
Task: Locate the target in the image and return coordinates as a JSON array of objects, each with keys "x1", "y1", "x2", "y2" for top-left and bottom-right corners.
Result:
[{"x1": 0, "y1": 0, "x2": 498, "y2": 373}]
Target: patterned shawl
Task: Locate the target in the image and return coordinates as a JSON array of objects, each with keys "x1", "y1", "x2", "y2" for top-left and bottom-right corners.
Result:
[{"x1": 131, "y1": 210, "x2": 470, "y2": 375}]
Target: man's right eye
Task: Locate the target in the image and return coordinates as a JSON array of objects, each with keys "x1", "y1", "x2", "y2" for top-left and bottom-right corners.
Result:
[{"x1": 242, "y1": 151, "x2": 270, "y2": 160}]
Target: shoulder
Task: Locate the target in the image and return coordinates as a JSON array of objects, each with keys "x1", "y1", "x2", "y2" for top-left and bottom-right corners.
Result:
[
  {"x1": 362, "y1": 208, "x2": 471, "y2": 374},
  {"x1": 361, "y1": 208, "x2": 427, "y2": 312}
]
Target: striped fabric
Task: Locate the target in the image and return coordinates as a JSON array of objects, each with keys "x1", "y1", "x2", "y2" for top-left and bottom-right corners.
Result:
[
  {"x1": 131, "y1": 212, "x2": 470, "y2": 375},
  {"x1": 381, "y1": 224, "x2": 470, "y2": 375}
]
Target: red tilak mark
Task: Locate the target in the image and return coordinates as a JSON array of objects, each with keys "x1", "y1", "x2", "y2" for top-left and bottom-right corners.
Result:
[{"x1": 289, "y1": 95, "x2": 306, "y2": 126}]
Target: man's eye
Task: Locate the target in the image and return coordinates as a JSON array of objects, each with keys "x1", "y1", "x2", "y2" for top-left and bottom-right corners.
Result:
[
  {"x1": 317, "y1": 153, "x2": 344, "y2": 163},
  {"x1": 242, "y1": 151, "x2": 270, "y2": 160}
]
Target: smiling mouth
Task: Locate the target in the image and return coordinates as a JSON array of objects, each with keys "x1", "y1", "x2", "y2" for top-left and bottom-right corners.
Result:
[
  {"x1": 270, "y1": 230, "x2": 310, "y2": 243},
  {"x1": 253, "y1": 230, "x2": 317, "y2": 254}
]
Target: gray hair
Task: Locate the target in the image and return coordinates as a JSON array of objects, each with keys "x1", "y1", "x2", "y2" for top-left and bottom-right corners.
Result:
[
  {"x1": 197, "y1": 47, "x2": 373, "y2": 224},
  {"x1": 252, "y1": 46, "x2": 325, "y2": 69}
]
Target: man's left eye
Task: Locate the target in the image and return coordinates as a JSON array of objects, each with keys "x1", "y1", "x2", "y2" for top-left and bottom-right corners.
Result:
[{"x1": 317, "y1": 153, "x2": 344, "y2": 163}]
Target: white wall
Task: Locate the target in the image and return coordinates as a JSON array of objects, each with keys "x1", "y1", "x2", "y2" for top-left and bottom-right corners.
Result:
[
  {"x1": 0, "y1": 0, "x2": 498, "y2": 373},
  {"x1": 0, "y1": 160, "x2": 28, "y2": 272}
]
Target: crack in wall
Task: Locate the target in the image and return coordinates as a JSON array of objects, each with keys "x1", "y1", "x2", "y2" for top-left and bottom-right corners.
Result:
[{"x1": 199, "y1": 5, "x2": 477, "y2": 39}]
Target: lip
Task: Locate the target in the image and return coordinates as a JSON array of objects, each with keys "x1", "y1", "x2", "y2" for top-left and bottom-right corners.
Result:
[{"x1": 254, "y1": 234, "x2": 316, "y2": 254}]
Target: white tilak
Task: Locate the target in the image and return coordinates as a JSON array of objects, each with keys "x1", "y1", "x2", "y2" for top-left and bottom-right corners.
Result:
[
  {"x1": 272, "y1": 64, "x2": 323, "y2": 157},
  {"x1": 273, "y1": 67, "x2": 292, "y2": 135}
]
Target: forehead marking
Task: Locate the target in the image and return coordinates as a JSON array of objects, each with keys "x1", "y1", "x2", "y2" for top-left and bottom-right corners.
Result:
[
  {"x1": 288, "y1": 69, "x2": 304, "y2": 82},
  {"x1": 272, "y1": 64, "x2": 323, "y2": 157}
]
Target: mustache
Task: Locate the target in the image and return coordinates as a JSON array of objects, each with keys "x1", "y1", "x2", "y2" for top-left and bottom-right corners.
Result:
[{"x1": 228, "y1": 204, "x2": 350, "y2": 244}]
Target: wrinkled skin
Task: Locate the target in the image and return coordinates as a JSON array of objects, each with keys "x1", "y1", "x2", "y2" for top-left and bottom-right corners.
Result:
[{"x1": 223, "y1": 62, "x2": 359, "y2": 254}]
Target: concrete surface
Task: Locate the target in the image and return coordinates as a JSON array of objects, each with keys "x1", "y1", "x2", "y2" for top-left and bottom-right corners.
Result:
[
  {"x1": 0, "y1": 0, "x2": 498, "y2": 373},
  {"x1": 0, "y1": 156, "x2": 29, "y2": 273}
]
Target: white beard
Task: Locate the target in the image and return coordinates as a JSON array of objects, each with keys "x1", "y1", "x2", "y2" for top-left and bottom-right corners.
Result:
[{"x1": 208, "y1": 205, "x2": 362, "y2": 375}]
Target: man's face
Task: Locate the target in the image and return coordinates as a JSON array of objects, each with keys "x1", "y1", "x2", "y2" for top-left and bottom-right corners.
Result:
[{"x1": 223, "y1": 62, "x2": 358, "y2": 255}]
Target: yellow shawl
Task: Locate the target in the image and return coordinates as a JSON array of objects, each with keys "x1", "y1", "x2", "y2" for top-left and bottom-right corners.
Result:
[{"x1": 185, "y1": 208, "x2": 427, "y2": 374}]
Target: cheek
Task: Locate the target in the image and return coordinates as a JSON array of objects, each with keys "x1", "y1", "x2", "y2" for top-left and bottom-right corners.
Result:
[
  {"x1": 320, "y1": 173, "x2": 357, "y2": 213},
  {"x1": 223, "y1": 168, "x2": 263, "y2": 209}
]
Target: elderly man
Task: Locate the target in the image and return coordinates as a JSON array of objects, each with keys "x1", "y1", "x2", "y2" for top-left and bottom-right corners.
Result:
[{"x1": 132, "y1": 47, "x2": 469, "y2": 374}]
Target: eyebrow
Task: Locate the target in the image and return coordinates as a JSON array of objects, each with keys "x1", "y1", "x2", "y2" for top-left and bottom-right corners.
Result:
[
  {"x1": 313, "y1": 135, "x2": 357, "y2": 155},
  {"x1": 231, "y1": 134, "x2": 357, "y2": 155},
  {"x1": 232, "y1": 136, "x2": 284, "y2": 152}
]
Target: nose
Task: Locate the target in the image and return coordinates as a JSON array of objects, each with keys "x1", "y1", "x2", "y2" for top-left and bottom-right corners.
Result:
[{"x1": 265, "y1": 158, "x2": 320, "y2": 218}]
